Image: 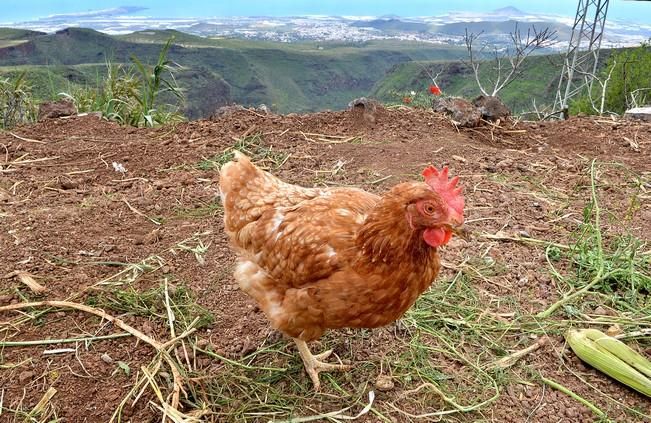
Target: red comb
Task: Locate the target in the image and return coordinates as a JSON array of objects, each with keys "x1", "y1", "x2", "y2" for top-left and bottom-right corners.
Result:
[{"x1": 422, "y1": 166, "x2": 464, "y2": 215}]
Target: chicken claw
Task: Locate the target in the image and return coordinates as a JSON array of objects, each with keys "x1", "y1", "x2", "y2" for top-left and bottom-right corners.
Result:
[{"x1": 294, "y1": 338, "x2": 350, "y2": 390}]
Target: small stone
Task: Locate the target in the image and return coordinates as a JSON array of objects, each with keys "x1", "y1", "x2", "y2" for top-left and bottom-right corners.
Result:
[
  {"x1": 209, "y1": 105, "x2": 245, "y2": 120},
  {"x1": 565, "y1": 408, "x2": 578, "y2": 418},
  {"x1": 518, "y1": 230, "x2": 531, "y2": 238},
  {"x1": 432, "y1": 96, "x2": 481, "y2": 128},
  {"x1": 593, "y1": 306, "x2": 607, "y2": 315},
  {"x1": 472, "y1": 95, "x2": 511, "y2": 121},
  {"x1": 196, "y1": 339, "x2": 209, "y2": 348},
  {"x1": 375, "y1": 374, "x2": 395, "y2": 391},
  {"x1": 38, "y1": 99, "x2": 77, "y2": 121},
  {"x1": 55, "y1": 311, "x2": 66, "y2": 318},
  {"x1": 60, "y1": 180, "x2": 78, "y2": 190},
  {"x1": 101, "y1": 353, "x2": 113, "y2": 363},
  {"x1": 19, "y1": 371, "x2": 35, "y2": 383},
  {"x1": 162, "y1": 265, "x2": 171, "y2": 274},
  {"x1": 348, "y1": 97, "x2": 379, "y2": 127},
  {"x1": 606, "y1": 324, "x2": 623, "y2": 337},
  {"x1": 496, "y1": 158, "x2": 513, "y2": 169}
]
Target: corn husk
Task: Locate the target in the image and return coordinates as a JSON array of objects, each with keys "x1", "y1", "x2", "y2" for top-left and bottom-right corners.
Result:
[{"x1": 566, "y1": 328, "x2": 651, "y2": 397}]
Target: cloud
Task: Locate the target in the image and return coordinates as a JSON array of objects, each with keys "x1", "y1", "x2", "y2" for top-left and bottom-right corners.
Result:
[{"x1": 42, "y1": 6, "x2": 147, "y2": 21}]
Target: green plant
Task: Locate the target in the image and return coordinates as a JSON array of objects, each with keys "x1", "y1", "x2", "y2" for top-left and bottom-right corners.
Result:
[
  {"x1": 129, "y1": 37, "x2": 185, "y2": 126},
  {"x1": 197, "y1": 134, "x2": 288, "y2": 171},
  {"x1": 60, "y1": 37, "x2": 185, "y2": 127},
  {"x1": 87, "y1": 282, "x2": 214, "y2": 332},
  {"x1": 571, "y1": 41, "x2": 651, "y2": 115},
  {"x1": 538, "y1": 160, "x2": 651, "y2": 318},
  {"x1": 0, "y1": 71, "x2": 37, "y2": 129}
]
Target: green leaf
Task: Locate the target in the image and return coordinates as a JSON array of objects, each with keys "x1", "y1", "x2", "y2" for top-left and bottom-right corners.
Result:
[{"x1": 117, "y1": 361, "x2": 130, "y2": 376}]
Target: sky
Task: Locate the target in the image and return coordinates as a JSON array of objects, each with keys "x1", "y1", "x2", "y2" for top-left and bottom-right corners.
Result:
[{"x1": 1, "y1": 0, "x2": 650, "y2": 25}]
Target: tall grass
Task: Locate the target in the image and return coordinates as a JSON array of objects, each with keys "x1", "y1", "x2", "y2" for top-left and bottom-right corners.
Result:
[
  {"x1": 0, "y1": 71, "x2": 37, "y2": 129},
  {"x1": 61, "y1": 37, "x2": 186, "y2": 127}
]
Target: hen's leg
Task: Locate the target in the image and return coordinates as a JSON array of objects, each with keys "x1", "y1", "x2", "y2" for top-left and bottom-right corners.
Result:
[{"x1": 293, "y1": 338, "x2": 350, "y2": 390}]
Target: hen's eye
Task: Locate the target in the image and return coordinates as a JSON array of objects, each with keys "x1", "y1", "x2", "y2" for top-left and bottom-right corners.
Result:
[{"x1": 423, "y1": 203, "x2": 436, "y2": 215}]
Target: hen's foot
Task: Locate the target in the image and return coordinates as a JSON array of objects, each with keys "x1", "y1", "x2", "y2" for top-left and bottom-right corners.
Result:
[{"x1": 293, "y1": 338, "x2": 351, "y2": 390}]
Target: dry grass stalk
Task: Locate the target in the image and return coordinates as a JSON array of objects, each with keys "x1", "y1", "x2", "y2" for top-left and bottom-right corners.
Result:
[
  {"x1": 8, "y1": 132, "x2": 47, "y2": 144},
  {"x1": 488, "y1": 336, "x2": 549, "y2": 370},
  {"x1": 5, "y1": 156, "x2": 59, "y2": 166},
  {"x1": 122, "y1": 199, "x2": 162, "y2": 225},
  {"x1": 30, "y1": 386, "x2": 57, "y2": 418},
  {"x1": 4, "y1": 270, "x2": 47, "y2": 293},
  {"x1": 0, "y1": 300, "x2": 196, "y2": 413}
]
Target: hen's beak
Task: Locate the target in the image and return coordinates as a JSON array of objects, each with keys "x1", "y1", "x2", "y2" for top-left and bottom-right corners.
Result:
[{"x1": 445, "y1": 210, "x2": 470, "y2": 241}]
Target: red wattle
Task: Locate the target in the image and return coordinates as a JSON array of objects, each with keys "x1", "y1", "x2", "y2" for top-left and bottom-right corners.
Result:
[{"x1": 423, "y1": 228, "x2": 452, "y2": 247}]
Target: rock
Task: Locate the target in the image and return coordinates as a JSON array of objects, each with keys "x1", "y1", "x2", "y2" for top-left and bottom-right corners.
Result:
[
  {"x1": 495, "y1": 158, "x2": 513, "y2": 169},
  {"x1": 256, "y1": 104, "x2": 270, "y2": 114},
  {"x1": 19, "y1": 370, "x2": 35, "y2": 383},
  {"x1": 624, "y1": 106, "x2": 651, "y2": 122},
  {"x1": 606, "y1": 324, "x2": 623, "y2": 337},
  {"x1": 209, "y1": 104, "x2": 245, "y2": 120},
  {"x1": 38, "y1": 99, "x2": 77, "y2": 121},
  {"x1": 349, "y1": 97, "x2": 379, "y2": 126},
  {"x1": 472, "y1": 95, "x2": 511, "y2": 121},
  {"x1": 101, "y1": 353, "x2": 113, "y2": 364},
  {"x1": 375, "y1": 374, "x2": 395, "y2": 391},
  {"x1": 59, "y1": 180, "x2": 78, "y2": 190},
  {"x1": 432, "y1": 96, "x2": 481, "y2": 128}
]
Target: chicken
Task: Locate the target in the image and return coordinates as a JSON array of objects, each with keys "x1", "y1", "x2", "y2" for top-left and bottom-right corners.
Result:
[{"x1": 218, "y1": 151, "x2": 466, "y2": 389}]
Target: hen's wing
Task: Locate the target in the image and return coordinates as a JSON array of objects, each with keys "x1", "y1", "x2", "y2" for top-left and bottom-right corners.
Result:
[
  {"x1": 239, "y1": 188, "x2": 378, "y2": 288},
  {"x1": 220, "y1": 151, "x2": 326, "y2": 236},
  {"x1": 219, "y1": 152, "x2": 379, "y2": 288}
]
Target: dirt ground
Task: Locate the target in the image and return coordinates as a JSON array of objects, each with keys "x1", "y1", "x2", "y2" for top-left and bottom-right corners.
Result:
[{"x1": 1, "y1": 106, "x2": 650, "y2": 422}]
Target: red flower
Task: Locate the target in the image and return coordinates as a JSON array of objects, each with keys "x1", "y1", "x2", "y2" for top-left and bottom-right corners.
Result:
[
  {"x1": 402, "y1": 96, "x2": 412, "y2": 104},
  {"x1": 429, "y1": 85, "x2": 442, "y2": 95}
]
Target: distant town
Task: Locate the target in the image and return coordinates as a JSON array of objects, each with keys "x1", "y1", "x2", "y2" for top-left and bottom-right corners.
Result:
[{"x1": 3, "y1": 6, "x2": 651, "y2": 49}]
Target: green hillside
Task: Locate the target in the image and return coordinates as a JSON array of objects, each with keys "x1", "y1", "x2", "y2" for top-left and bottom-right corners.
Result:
[
  {"x1": 0, "y1": 27, "x2": 468, "y2": 117},
  {"x1": 0, "y1": 27, "x2": 45, "y2": 48},
  {"x1": 372, "y1": 54, "x2": 584, "y2": 113},
  {"x1": 371, "y1": 46, "x2": 623, "y2": 114}
]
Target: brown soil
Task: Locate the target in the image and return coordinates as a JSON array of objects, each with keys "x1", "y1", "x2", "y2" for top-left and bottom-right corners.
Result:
[{"x1": 1, "y1": 107, "x2": 650, "y2": 422}]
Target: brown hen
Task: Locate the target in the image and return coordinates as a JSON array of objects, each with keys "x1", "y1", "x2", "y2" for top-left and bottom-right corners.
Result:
[{"x1": 219, "y1": 151, "x2": 466, "y2": 389}]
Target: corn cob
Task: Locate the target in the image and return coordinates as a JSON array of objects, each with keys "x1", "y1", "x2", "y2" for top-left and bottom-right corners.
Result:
[{"x1": 565, "y1": 328, "x2": 651, "y2": 397}]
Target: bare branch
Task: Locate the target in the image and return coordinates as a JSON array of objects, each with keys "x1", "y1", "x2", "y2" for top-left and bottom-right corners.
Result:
[
  {"x1": 464, "y1": 23, "x2": 558, "y2": 97},
  {"x1": 464, "y1": 29, "x2": 490, "y2": 96}
]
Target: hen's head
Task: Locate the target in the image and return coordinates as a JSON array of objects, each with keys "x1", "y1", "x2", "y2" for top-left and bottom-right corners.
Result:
[{"x1": 404, "y1": 166, "x2": 466, "y2": 248}]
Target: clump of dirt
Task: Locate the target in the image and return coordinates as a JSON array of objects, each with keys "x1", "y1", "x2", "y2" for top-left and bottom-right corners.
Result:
[{"x1": 0, "y1": 107, "x2": 649, "y2": 422}]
